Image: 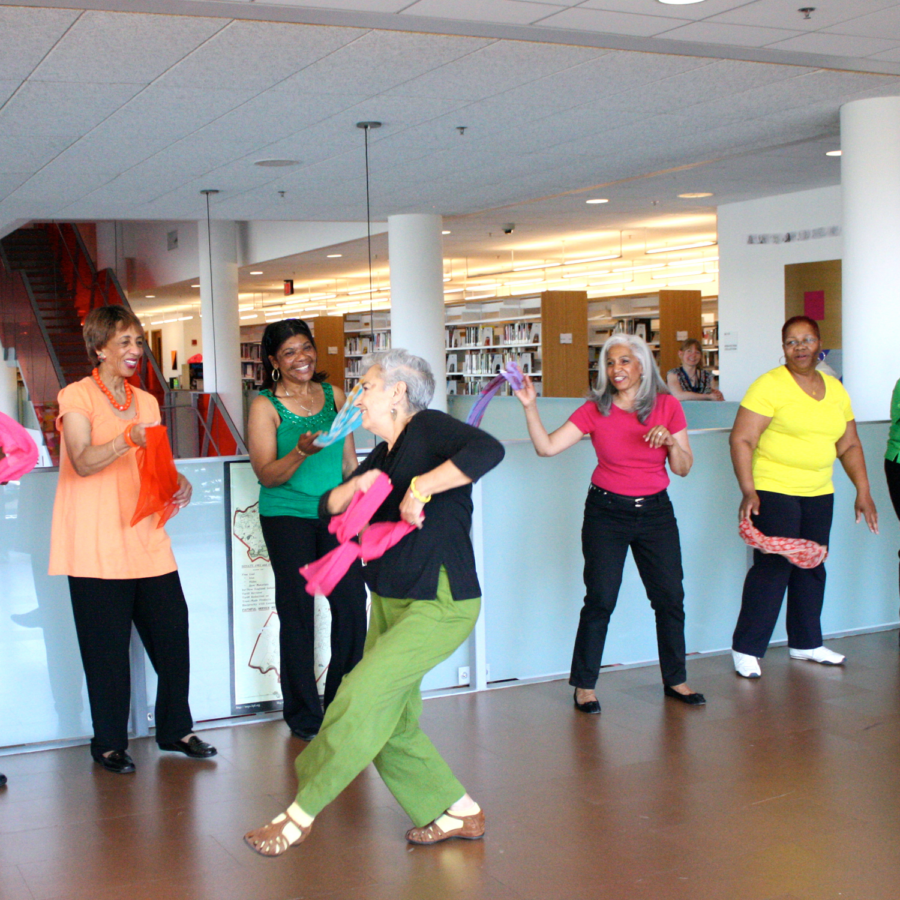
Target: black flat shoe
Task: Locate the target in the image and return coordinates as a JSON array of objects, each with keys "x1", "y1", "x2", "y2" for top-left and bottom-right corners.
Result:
[
  {"x1": 573, "y1": 688, "x2": 601, "y2": 715},
  {"x1": 664, "y1": 685, "x2": 706, "y2": 706},
  {"x1": 290, "y1": 728, "x2": 319, "y2": 742},
  {"x1": 93, "y1": 749, "x2": 136, "y2": 774},
  {"x1": 159, "y1": 736, "x2": 217, "y2": 758}
]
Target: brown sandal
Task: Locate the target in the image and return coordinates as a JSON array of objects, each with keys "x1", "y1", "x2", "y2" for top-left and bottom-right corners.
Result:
[
  {"x1": 406, "y1": 809, "x2": 485, "y2": 845},
  {"x1": 244, "y1": 808, "x2": 312, "y2": 857}
]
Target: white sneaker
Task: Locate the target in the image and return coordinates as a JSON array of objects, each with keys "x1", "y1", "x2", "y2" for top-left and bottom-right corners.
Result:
[
  {"x1": 788, "y1": 645, "x2": 845, "y2": 666},
  {"x1": 732, "y1": 650, "x2": 761, "y2": 678}
]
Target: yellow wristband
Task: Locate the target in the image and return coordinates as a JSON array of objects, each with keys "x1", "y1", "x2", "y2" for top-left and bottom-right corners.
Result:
[{"x1": 409, "y1": 476, "x2": 432, "y2": 503}]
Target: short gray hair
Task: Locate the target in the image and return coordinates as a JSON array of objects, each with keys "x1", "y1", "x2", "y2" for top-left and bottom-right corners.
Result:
[
  {"x1": 589, "y1": 333, "x2": 668, "y2": 423},
  {"x1": 362, "y1": 348, "x2": 435, "y2": 413}
]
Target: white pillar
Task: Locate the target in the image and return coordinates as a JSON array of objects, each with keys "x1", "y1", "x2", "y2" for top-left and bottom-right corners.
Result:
[
  {"x1": 388, "y1": 214, "x2": 446, "y2": 412},
  {"x1": 197, "y1": 219, "x2": 243, "y2": 434},
  {"x1": 0, "y1": 350, "x2": 18, "y2": 420},
  {"x1": 841, "y1": 98, "x2": 900, "y2": 421}
]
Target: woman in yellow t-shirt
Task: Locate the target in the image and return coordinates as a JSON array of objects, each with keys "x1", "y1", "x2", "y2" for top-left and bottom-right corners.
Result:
[{"x1": 728, "y1": 316, "x2": 878, "y2": 678}]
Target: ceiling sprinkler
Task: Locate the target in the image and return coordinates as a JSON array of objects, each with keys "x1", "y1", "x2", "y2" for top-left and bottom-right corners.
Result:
[{"x1": 799, "y1": 7, "x2": 815, "y2": 19}]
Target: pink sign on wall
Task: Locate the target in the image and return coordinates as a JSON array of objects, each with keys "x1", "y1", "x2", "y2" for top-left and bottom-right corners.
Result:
[{"x1": 804, "y1": 290, "x2": 825, "y2": 320}]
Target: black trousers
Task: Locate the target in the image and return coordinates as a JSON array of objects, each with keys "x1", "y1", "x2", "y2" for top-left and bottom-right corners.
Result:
[
  {"x1": 886, "y1": 459, "x2": 900, "y2": 621},
  {"x1": 260, "y1": 515, "x2": 367, "y2": 735},
  {"x1": 571, "y1": 486, "x2": 687, "y2": 689},
  {"x1": 68, "y1": 571, "x2": 194, "y2": 757},
  {"x1": 732, "y1": 490, "x2": 834, "y2": 658}
]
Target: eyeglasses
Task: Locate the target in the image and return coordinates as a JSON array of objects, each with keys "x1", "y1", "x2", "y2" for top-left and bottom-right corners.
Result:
[{"x1": 784, "y1": 337, "x2": 818, "y2": 349}]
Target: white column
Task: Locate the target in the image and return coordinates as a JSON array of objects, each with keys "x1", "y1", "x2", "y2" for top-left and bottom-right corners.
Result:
[
  {"x1": 0, "y1": 351, "x2": 18, "y2": 420},
  {"x1": 841, "y1": 98, "x2": 900, "y2": 421},
  {"x1": 197, "y1": 219, "x2": 243, "y2": 434},
  {"x1": 388, "y1": 214, "x2": 446, "y2": 412}
]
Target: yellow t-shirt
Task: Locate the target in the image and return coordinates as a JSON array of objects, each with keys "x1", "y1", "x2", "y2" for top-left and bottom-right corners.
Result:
[{"x1": 740, "y1": 366, "x2": 854, "y2": 497}]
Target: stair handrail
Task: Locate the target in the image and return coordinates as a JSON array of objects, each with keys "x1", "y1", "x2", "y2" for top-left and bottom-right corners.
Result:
[{"x1": 0, "y1": 240, "x2": 67, "y2": 389}]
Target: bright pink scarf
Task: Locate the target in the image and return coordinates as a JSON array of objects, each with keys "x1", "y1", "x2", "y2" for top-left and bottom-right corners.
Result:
[
  {"x1": 0, "y1": 412, "x2": 39, "y2": 482},
  {"x1": 739, "y1": 518, "x2": 828, "y2": 569},
  {"x1": 300, "y1": 472, "x2": 417, "y2": 596}
]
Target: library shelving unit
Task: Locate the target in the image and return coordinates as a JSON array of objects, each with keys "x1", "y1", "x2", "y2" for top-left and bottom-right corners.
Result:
[
  {"x1": 343, "y1": 312, "x2": 391, "y2": 392},
  {"x1": 240, "y1": 341, "x2": 263, "y2": 388},
  {"x1": 445, "y1": 291, "x2": 588, "y2": 398}
]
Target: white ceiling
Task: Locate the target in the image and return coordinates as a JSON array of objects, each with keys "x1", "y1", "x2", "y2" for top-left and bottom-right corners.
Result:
[{"x1": 1, "y1": 0, "x2": 899, "y2": 318}]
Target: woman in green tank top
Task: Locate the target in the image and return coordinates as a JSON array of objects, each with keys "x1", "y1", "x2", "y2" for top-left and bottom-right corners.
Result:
[{"x1": 247, "y1": 320, "x2": 366, "y2": 742}]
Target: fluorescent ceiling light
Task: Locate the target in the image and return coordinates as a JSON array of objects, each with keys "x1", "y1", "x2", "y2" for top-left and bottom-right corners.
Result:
[
  {"x1": 191, "y1": 284, "x2": 200, "y2": 288},
  {"x1": 646, "y1": 241, "x2": 716, "y2": 254},
  {"x1": 442, "y1": 230, "x2": 451, "y2": 235},
  {"x1": 567, "y1": 253, "x2": 621, "y2": 265},
  {"x1": 254, "y1": 158, "x2": 299, "y2": 167},
  {"x1": 177, "y1": 316, "x2": 193, "y2": 321},
  {"x1": 512, "y1": 261, "x2": 562, "y2": 272},
  {"x1": 588, "y1": 275, "x2": 633, "y2": 285},
  {"x1": 677, "y1": 193, "x2": 713, "y2": 199},
  {"x1": 326, "y1": 254, "x2": 342, "y2": 258},
  {"x1": 240, "y1": 314, "x2": 258, "y2": 320},
  {"x1": 249, "y1": 270, "x2": 263, "y2": 275},
  {"x1": 826, "y1": 149, "x2": 842, "y2": 157},
  {"x1": 145, "y1": 295, "x2": 155, "y2": 299},
  {"x1": 661, "y1": 274, "x2": 715, "y2": 285},
  {"x1": 563, "y1": 269, "x2": 611, "y2": 279},
  {"x1": 585, "y1": 199, "x2": 608, "y2": 204},
  {"x1": 658, "y1": 0, "x2": 706, "y2": 4}
]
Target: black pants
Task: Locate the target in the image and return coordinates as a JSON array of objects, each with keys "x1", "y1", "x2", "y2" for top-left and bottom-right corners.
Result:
[
  {"x1": 260, "y1": 515, "x2": 367, "y2": 736},
  {"x1": 886, "y1": 459, "x2": 900, "y2": 623},
  {"x1": 68, "y1": 571, "x2": 194, "y2": 757},
  {"x1": 732, "y1": 490, "x2": 834, "y2": 658},
  {"x1": 571, "y1": 486, "x2": 687, "y2": 689}
]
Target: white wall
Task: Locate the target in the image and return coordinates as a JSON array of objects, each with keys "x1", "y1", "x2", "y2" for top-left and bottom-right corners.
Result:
[
  {"x1": 717, "y1": 185, "x2": 842, "y2": 401},
  {"x1": 238, "y1": 220, "x2": 385, "y2": 266},
  {"x1": 123, "y1": 221, "x2": 200, "y2": 290}
]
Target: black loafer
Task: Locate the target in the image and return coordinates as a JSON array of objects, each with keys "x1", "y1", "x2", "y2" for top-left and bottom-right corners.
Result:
[
  {"x1": 159, "y1": 736, "x2": 217, "y2": 758},
  {"x1": 664, "y1": 685, "x2": 706, "y2": 706},
  {"x1": 93, "y1": 749, "x2": 136, "y2": 774},
  {"x1": 573, "y1": 688, "x2": 601, "y2": 715}
]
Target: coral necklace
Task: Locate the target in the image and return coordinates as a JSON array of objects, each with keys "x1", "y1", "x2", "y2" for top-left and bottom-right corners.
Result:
[{"x1": 92, "y1": 368, "x2": 133, "y2": 412}]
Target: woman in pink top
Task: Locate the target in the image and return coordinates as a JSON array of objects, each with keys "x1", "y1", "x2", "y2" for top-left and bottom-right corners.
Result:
[
  {"x1": 49, "y1": 306, "x2": 216, "y2": 774},
  {"x1": 514, "y1": 334, "x2": 704, "y2": 712}
]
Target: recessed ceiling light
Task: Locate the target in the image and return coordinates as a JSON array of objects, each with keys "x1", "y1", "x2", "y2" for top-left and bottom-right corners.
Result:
[
  {"x1": 585, "y1": 198, "x2": 609, "y2": 205},
  {"x1": 254, "y1": 159, "x2": 300, "y2": 167},
  {"x1": 326, "y1": 254, "x2": 342, "y2": 258},
  {"x1": 249, "y1": 270, "x2": 264, "y2": 275},
  {"x1": 678, "y1": 192, "x2": 713, "y2": 199},
  {"x1": 442, "y1": 230, "x2": 451, "y2": 235},
  {"x1": 826, "y1": 149, "x2": 842, "y2": 157}
]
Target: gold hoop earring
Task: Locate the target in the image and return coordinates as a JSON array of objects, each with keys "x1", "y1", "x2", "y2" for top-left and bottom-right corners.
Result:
[{"x1": 272, "y1": 368, "x2": 281, "y2": 382}]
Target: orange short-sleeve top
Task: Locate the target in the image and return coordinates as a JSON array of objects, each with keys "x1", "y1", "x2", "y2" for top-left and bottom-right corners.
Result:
[{"x1": 49, "y1": 377, "x2": 178, "y2": 579}]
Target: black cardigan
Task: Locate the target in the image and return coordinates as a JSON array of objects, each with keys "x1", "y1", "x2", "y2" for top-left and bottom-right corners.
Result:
[{"x1": 320, "y1": 409, "x2": 505, "y2": 600}]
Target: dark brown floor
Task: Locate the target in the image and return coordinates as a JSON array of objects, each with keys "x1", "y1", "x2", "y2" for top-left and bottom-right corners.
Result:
[{"x1": 1, "y1": 630, "x2": 899, "y2": 900}]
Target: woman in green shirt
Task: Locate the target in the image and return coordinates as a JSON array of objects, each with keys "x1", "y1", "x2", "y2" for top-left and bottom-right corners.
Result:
[
  {"x1": 886, "y1": 378, "x2": 900, "y2": 642},
  {"x1": 248, "y1": 319, "x2": 366, "y2": 742}
]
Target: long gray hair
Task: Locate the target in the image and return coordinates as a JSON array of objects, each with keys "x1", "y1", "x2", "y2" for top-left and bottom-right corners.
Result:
[
  {"x1": 362, "y1": 348, "x2": 435, "y2": 413},
  {"x1": 589, "y1": 333, "x2": 668, "y2": 423}
]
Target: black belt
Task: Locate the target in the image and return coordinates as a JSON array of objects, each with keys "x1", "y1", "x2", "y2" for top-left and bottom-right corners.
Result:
[{"x1": 588, "y1": 484, "x2": 668, "y2": 509}]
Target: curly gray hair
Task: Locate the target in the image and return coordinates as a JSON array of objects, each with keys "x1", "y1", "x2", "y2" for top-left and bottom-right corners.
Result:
[
  {"x1": 362, "y1": 348, "x2": 435, "y2": 413},
  {"x1": 589, "y1": 333, "x2": 668, "y2": 423}
]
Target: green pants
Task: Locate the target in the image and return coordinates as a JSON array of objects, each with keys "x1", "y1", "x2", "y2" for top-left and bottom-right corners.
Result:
[{"x1": 294, "y1": 568, "x2": 481, "y2": 828}]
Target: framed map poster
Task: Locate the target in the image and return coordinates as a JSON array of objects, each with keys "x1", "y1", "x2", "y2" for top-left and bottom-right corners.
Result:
[{"x1": 225, "y1": 460, "x2": 283, "y2": 714}]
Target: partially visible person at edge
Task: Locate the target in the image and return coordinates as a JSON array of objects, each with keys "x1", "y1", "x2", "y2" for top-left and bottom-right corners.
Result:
[
  {"x1": 243, "y1": 349, "x2": 504, "y2": 857},
  {"x1": 247, "y1": 319, "x2": 366, "y2": 742},
  {"x1": 513, "y1": 333, "x2": 705, "y2": 714},
  {"x1": 666, "y1": 338, "x2": 724, "y2": 402},
  {"x1": 49, "y1": 305, "x2": 216, "y2": 774},
  {"x1": 729, "y1": 315, "x2": 878, "y2": 679},
  {"x1": 885, "y1": 376, "x2": 900, "y2": 645}
]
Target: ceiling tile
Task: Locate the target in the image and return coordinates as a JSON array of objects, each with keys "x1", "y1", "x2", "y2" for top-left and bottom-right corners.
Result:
[
  {"x1": 0, "y1": 134, "x2": 75, "y2": 172},
  {"x1": 32, "y1": 11, "x2": 227, "y2": 84},
  {"x1": 822, "y1": 4, "x2": 900, "y2": 38},
  {"x1": 381, "y1": 41, "x2": 605, "y2": 102},
  {"x1": 765, "y1": 32, "x2": 900, "y2": 57},
  {"x1": 273, "y1": 28, "x2": 492, "y2": 96},
  {"x1": 658, "y1": 21, "x2": 804, "y2": 48},
  {"x1": 264, "y1": 0, "x2": 411, "y2": 10},
  {"x1": 158, "y1": 20, "x2": 368, "y2": 91},
  {"x1": 402, "y1": 0, "x2": 565, "y2": 25},
  {"x1": 869, "y1": 45, "x2": 900, "y2": 61},
  {"x1": 0, "y1": 82, "x2": 143, "y2": 137},
  {"x1": 536, "y1": 7, "x2": 692, "y2": 36},
  {"x1": 578, "y1": 0, "x2": 758, "y2": 19},
  {"x1": 710, "y1": 0, "x2": 899, "y2": 31},
  {"x1": 0, "y1": 7, "x2": 79, "y2": 81}
]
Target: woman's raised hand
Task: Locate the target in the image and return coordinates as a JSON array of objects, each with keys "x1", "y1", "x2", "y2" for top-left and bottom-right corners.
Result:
[
  {"x1": 296, "y1": 431, "x2": 324, "y2": 457},
  {"x1": 513, "y1": 374, "x2": 538, "y2": 408},
  {"x1": 643, "y1": 425, "x2": 674, "y2": 449}
]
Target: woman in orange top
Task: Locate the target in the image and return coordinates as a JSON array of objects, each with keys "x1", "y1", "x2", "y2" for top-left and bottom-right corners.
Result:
[{"x1": 50, "y1": 306, "x2": 216, "y2": 774}]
